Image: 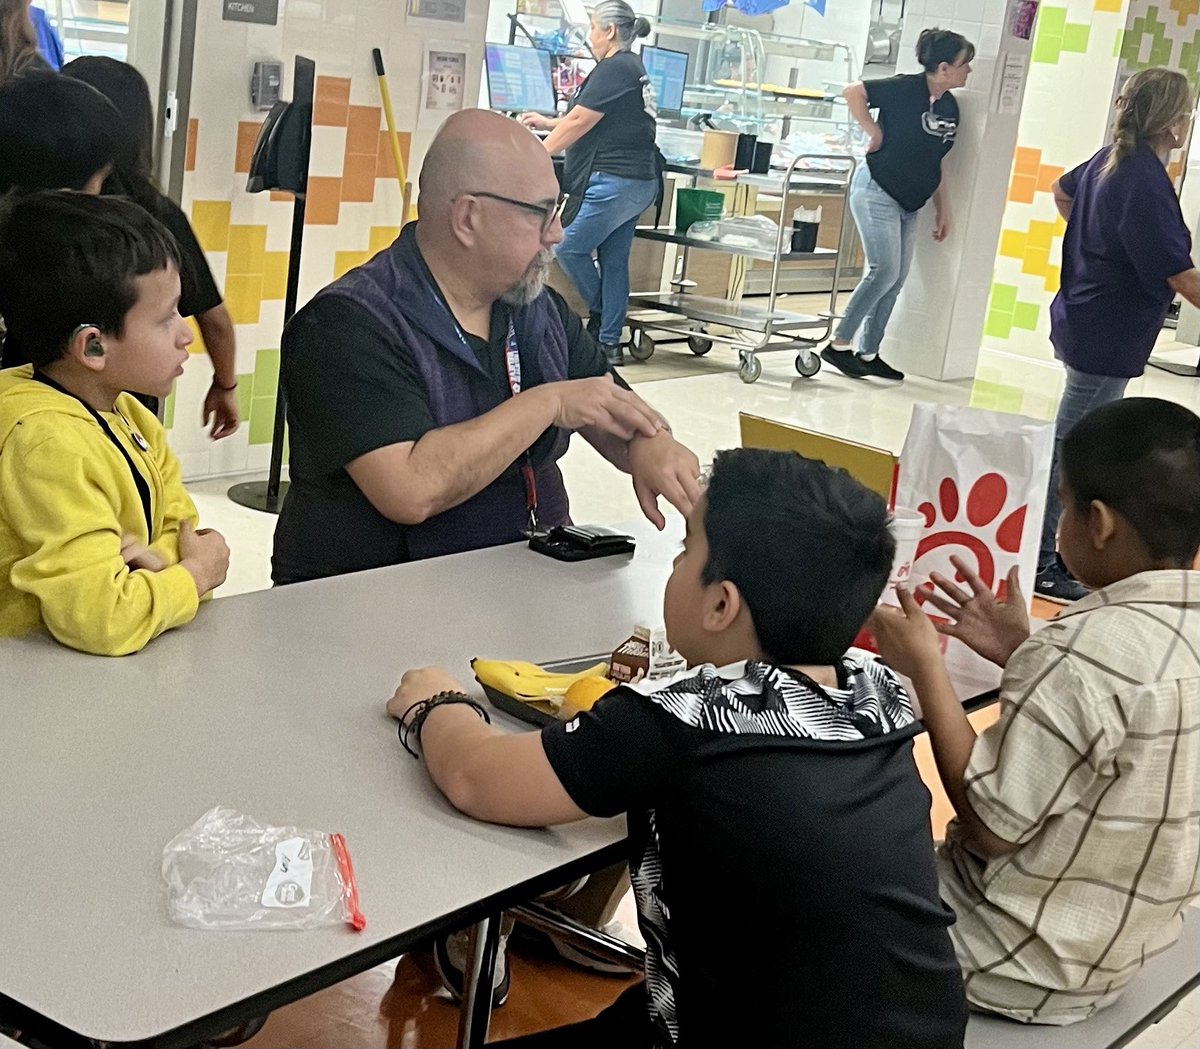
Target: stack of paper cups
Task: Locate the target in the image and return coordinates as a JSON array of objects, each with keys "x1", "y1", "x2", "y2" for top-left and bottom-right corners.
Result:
[{"x1": 881, "y1": 507, "x2": 926, "y2": 606}]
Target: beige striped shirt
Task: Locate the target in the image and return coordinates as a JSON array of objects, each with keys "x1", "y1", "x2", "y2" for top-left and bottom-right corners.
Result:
[{"x1": 937, "y1": 570, "x2": 1200, "y2": 1024}]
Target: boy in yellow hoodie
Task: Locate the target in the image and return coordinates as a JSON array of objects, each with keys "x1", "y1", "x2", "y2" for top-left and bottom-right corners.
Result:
[{"x1": 0, "y1": 191, "x2": 229, "y2": 655}]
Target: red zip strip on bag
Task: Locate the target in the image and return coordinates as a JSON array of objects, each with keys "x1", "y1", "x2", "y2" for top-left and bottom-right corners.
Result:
[{"x1": 331, "y1": 833, "x2": 366, "y2": 931}]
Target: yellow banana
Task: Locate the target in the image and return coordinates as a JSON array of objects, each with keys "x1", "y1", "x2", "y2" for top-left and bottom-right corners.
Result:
[{"x1": 471, "y1": 658, "x2": 610, "y2": 700}]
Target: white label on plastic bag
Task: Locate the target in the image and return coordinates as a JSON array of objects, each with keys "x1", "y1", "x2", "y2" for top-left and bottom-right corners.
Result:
[{"x1": 261, "y1": 837, "x2": 314, "y2": 909}]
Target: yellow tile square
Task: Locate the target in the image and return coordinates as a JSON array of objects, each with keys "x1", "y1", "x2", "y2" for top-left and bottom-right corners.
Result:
[
  {"x1": 1026, "y1": 220, "x2": 1056, "y2": 251},
  {"x1": 999, "y1": 230, "x2": 1027, "y2": 259},
  {"x1": 224, "y1": 274, "x2": 263, "y2": 325},
  {"x1": 369, "y1": 226, "x2": 402, "y2": 253},
  {"x1": 1044, "y1": 265, "x2": 1061, "y2": 293},
  {"x1": 261, "y1": 252, "x2": 290, "y2": 301},
  {"x1": 191, "y1": 200, "x2": 231, "y2": 253},
  {"x1": 1093, "y1": 0, "x2": 1121, "y2": 11},
  {"x1": 1021, "y1": 247, "x2": 1051, "y2": 277},
  {"x1": 333, "y1": 250, "x2": 370, "y2": 280},
  {"x1": 186, "y1": 316, "x2": 205, "y2": 355},
  {"x1": 227, "y1": 225, "x2": 268, "y2": 277}
]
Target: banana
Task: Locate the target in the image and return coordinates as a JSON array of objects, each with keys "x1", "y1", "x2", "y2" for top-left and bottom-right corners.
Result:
[{"x1": 471, "y1": 658, "x2": 611, "y2": 704}]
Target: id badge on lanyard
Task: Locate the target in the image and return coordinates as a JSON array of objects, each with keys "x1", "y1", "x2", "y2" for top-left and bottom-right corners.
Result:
[{"x1": 501, "y1": 320, "x2": 540, "y2": 536}]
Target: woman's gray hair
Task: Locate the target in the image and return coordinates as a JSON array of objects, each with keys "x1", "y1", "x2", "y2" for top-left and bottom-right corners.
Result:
[{"x1": 592, "y1": 1, "x2": 651, "y2": 51}]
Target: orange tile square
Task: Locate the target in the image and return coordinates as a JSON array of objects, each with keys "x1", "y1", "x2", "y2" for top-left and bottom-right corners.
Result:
[
  {"x1": 235, "y1": 121, "x2": 263, "y2": 174},
  {"x1": 304, "y1": 176, "x2": 342, "y2": 225},
  {"x1": 1013, "y1": 147, "x2": 1041, "y2": 177},
  {"x1": 262, "y1": 252, "x2": 290, "y2": 301},
  {"x1": 341, "y1": 153, "x2": 379, "y2": 203},
  {"x1": 377, "y1": 129, "x2": 411, "y2": 180},
  {"x1": 1008, "y1": 175, "x2": 1037, "y2": 204},
  {"x1": 1036, "y1": 164, "x2": 1064, "y2": 193},
  {"x1": 346, "y1": 106, "x2": 382, "y2": 155},
  {"x1": 270, "y1": 191, "x2": 294, "y2": 203},
  {"x1": 185, "y1": 118, "x2": 199, "y2": 172},
  {"x1": 313, "y1": 76, "x2": 351, "y2": 127}
]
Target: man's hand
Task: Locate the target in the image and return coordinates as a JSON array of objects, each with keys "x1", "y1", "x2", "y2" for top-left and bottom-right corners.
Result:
[
  {"x1": 628, "y1": 432, "x2": 702, "y2": 529},
  {"x1": 866, "y1": 126, "x2": 883, "y2": 153},
  {"x1": 932, "y1": 211, "x2": 949, "y2": 242},
  {"x1": 203, "y1": 383, "x2": 240, "y2": 440},
  {"x1": 178, "y1": 520, "x2": 230, "y2": 596},
  {"x1": 920, "y1": 556, "x2": 1030, "y2": 668},
  {"x1": 548, "y1": 376, "x2": 663, "y2": 441},
  {"x1": 120, "y1": 535, "x2": 167, "y2": 573},
  {"x1": 868, "y1": 587, "x2": 946, "y2": 682},
  {"x1": 386, "y1": 667, "x2": 469, "y2": 722}
]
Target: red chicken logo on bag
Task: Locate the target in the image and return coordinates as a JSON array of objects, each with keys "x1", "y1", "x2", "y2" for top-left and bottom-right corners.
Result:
[{"x1": 912, "y1": 473, "x2": 1027, "y2": 604}]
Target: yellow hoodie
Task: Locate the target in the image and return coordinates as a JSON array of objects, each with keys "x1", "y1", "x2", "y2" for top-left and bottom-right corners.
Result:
[{"x1": 0, "y1": 365, "x2": 200, "y2": 655}]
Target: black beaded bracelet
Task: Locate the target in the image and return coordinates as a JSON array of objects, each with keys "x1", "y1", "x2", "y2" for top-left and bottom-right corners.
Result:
[{"x1": 398, "y1": 691, "x2": 491, "y2": 758}]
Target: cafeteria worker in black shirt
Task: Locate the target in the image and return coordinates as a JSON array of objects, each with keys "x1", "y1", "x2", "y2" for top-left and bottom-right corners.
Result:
[
  {"x1": 817, "y1": 28, "x2": 973, "y2": 384},
  {"x1": 520, "y1": 0, "x2": 660, "y2": 367}
]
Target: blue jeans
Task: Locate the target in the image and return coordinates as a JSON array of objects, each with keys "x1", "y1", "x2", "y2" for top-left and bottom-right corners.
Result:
[
  {"x1": 1037, "y1": 366, "x2": 1130, "y2": 572},
  {"x1": 835, "y1": 164, "x2": 919, "y2": 357},
  {"x1": 556, "y1": 171, "x2": 659, "y2": 344}
]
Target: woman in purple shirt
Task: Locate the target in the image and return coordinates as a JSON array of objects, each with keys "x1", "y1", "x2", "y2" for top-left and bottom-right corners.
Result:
[{"x1": 1037, "y1": 68, "x2": 1200, "y2": 602}]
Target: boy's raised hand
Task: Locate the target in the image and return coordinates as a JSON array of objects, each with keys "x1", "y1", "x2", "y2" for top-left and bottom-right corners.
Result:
[
  {"x1": 922, "y1": 557, "x2": 1030, "y2": 668},
  {"x1": 868, "y1": 587, "x2": 944, "y2": 682}
]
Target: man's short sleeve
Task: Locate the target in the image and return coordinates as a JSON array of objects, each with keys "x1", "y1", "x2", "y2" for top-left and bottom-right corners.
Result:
[
  {"x1": 281, "y1": 295, "x2": 436, "y2": 477},
  {"x1": 155, "y1": 195, "x2": 223, "y2": 319},
  {"x1": 541, "y1": 689, "x2": 691, "y2": 817},
  {"x1": 575, "y1": 54, "x2": 642, "y2": 113},
  {"x1": 1057, "y1": 158, "x2": 1087, "y2": 199},
  {"x1": 963, "y1": 640, "x2": 1116, "y2": 845}
]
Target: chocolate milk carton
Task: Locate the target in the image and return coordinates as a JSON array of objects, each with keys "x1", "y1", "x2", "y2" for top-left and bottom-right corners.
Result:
[{"x1": 609, "y1": 624, "x2": 686, "y2": 685}]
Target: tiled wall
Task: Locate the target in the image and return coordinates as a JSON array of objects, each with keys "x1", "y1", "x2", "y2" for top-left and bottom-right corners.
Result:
[
  {"x1": 972, "y1": 0, "x2": 1200, "y2": 418},
  {"x1": 875, "y1": 0, "x2": 1026, "y2": 382},
  {"x1": 167, "y1": 0, "x2": 489, "y2": 480}
]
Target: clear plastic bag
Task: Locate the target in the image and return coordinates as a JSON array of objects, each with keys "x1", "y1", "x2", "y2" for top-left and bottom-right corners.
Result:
[{"x1": 162, "y1": 806, "x2": 366, "y2": 931}]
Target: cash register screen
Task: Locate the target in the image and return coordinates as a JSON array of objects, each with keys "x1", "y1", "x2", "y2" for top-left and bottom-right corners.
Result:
[
  {"x1": 641, "y1": 45, "x2": 688, "y2": 114},
  {"x1": 485, "y1": 44, "x2": 557, "y2": 114}
]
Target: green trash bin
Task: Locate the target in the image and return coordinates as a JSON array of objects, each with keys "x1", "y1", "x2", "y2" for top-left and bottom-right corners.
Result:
[{"x1": 674, "y1": 188, "x2": 724, "y2": 234}]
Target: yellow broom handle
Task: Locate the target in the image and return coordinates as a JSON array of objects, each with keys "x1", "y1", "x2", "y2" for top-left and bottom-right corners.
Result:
[{"x1": 373, "y1": 48, "x2": 411, "y2": 218}]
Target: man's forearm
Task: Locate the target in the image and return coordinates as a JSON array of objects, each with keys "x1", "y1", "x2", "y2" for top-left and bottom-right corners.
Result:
[
  {"x1": 914, "y1": 666, "x2": 1013, "y2": 858},
  {"x1": 196, "y1": 305, "x2": 238, "y2": 387},
  {"x1": 1168, "y1": 267, "x2": 1200, "y2": 309}
]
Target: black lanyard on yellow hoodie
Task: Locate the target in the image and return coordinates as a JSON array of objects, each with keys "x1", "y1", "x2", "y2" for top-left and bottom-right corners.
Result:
[{"x1": 31, "y1": 372, "x2": 154, "y2": 538}]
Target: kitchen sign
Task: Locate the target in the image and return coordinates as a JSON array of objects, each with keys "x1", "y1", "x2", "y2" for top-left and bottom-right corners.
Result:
[{"x1": 223, "y1": 0, "x2": 279, "y2": 25}]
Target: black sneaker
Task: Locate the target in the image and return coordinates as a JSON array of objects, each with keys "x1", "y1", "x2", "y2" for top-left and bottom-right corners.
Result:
[
  {"x1": 1035, "y1": 563, "x2": 1089, "y2": 605},
  {"x1": 820, "y1": 344, "x2": 870, "y2": 379},
  {"x1": 433, "y1": 928, "x2": 511, "y2": 1008},
  {"x1": 586, "y1": 313, "x2": 601, "y2": 339},
  {"x1": 602, "y1": 342, "x2": 624, "y2": 367},
  {"x1": 858, "y1": 355, "x2": 905, "y2": 381}
]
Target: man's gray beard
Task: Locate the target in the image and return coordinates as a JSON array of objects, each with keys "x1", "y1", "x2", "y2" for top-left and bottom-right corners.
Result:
[{"x1": 501, "y1": 249, "x2": 554, "y2": 306}]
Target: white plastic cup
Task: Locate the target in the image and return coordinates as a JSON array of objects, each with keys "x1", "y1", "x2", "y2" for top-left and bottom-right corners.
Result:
[{"x1": 881, "y1": 507, "x2": 926, "y2": 607}]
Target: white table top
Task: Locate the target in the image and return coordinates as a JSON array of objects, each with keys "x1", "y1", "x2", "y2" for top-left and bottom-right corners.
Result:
[{"x1": 0, "y1": 521, "x2": 681, "y2": 1045}]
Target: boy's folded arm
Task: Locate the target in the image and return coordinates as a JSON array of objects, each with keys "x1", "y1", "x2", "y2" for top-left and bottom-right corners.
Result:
[
  {"x1": 145, "y1": 440, "x2": 201, "y2": 560},
  {"x1": 5, "y1": 441, "x2": 200, "y2": 655}
]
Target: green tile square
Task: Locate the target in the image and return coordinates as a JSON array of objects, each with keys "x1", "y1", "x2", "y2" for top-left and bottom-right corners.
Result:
[
  {"x1": 989, "y1": 282, "x2": 1018, "y2": 313},
  {"x1": 1032, "y1": 35, "x2": 1063, "y2": 64},
  {"x1": 1060, "y1": 24, "x2": 1089, "y2": 54},
  {"x1": 1036, "y1": 6, "x2": 1067, "y2": 36},
  {"x1": 1011, "y1": 301, "x2": 1040, "y2": 331},
  {"x1": 1114, "y1": 29, "x2": 1125, "y2": 59},
  {"x1": 248, "y1": 395, "x2": 277, "y2": 445},
  {"x1": 162, "y1": 390, "x2": 176, "y2": 430},
  {"x1": 970, "y1": 381, "x2": 1025, "y2": 414},
  {"x1": 235, "y1": 371, "x2": 253, "y2": 420},
  {"x1": 252, "y1": 348, "x2": 281, "y2": 399},
  {"x1": 984, "y1": 311, "x2": 1013, "y2": 340}
]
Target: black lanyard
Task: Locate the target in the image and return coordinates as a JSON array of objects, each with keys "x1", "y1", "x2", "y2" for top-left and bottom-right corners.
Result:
[
  {"x1": 31, "y1": 373, "x2": 154, "y2": 538},
  {"x1": 441, "y1": 308, "x2": 540, "y2": 536}
]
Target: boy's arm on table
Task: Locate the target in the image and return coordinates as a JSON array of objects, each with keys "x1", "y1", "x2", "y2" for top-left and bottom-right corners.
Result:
[{"x1": 3, "y1": 436, "x2": 199, "y2": 655}]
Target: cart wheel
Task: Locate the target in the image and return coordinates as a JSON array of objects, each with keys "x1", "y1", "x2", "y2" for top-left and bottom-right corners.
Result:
[
  {"x1": 738, "y1": 355, "x2": 763, "y2": 384},
  {"x1": 794, "y1": 352, "x2": 822, "y2": 378},
  {"x1": 629, "y1": 330, "x2": 656, "y2": 361},
  {"x1": 687, "y1": 334, "x2": 713, "y2": 356}
]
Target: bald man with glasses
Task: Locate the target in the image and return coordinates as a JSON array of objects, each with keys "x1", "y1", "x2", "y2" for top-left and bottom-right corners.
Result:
[{"x1": 272, "y1": 108, "x2": 700, "y2": 585}]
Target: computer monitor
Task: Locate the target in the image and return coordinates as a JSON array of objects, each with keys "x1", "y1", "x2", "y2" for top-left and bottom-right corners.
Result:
[
  {"x1": 641, "y1": 45, "x2": 688, "y2": 115},
  {"x1": 485, "y1": 44, "x2": 557, "y2": 114}
]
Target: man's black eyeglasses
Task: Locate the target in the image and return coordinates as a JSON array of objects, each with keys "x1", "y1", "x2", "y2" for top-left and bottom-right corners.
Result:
[{"x1": 462, "y1": 191, "x2": 569, "y2": 234}]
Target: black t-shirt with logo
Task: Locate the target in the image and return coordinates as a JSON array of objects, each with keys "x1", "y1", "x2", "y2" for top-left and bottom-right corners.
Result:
[{"x1": 864, "y1": 74, "x2": 959, "y2": 213}]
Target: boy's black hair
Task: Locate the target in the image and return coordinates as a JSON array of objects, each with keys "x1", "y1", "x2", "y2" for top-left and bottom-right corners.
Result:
[
  {"x1": 0, "y1": 191, "x2": 180, "y2": 369},
  {"x1": 916, "y1": 28, "x2": 975, "y2": 73},
  {"x1": 0, "y1": 72, "x2": 121, "y2": 192},
  {"x1": 702, "y1": 448, "x2": 895, "y2": 664},
  {"x1": 1061, "y1": 398, "x2": 1200, "y2": 565}
]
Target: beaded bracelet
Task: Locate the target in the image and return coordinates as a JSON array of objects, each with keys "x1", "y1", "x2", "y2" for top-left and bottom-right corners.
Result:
[{"x1": 398, "y1": 691, "x2": 491, "y2": 758}]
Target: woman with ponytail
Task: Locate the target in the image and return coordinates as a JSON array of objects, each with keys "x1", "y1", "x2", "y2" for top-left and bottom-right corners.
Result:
[
  {"x1": 1036, "y1": 67, "x2": 1200, "y2": 602},
  {"x1": 520, "y1": 0, "x2": 660, "y2": 364}
]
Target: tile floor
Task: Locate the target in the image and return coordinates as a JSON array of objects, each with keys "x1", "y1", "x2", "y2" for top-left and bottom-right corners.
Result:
[{"x1": 185, "y1": 337, "x2": 1200, "y2": 1047}]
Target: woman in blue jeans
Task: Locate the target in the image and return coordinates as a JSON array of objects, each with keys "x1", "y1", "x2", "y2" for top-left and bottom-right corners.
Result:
[
  {"x1": 521, "y1": 1, "x2": 660, "y2": 365},
  {"x1": 1036, "y1": 68, "x2": 1200, "y2": 601},
  {"x1": 818, "y1": 29, "x2": 973, "y2": 382}
]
